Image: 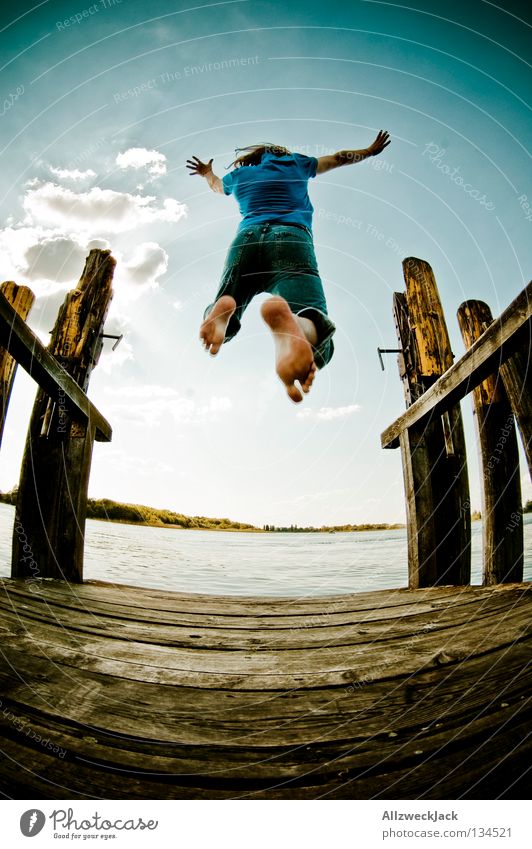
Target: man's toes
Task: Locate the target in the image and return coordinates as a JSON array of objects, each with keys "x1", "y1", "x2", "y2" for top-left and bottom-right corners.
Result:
[
  {"x1": 287, "y1": 382, "x2": 303, "y2": 403},
  {"x1": 300, "y1": 366, "x2": 316, "y2": 392}
]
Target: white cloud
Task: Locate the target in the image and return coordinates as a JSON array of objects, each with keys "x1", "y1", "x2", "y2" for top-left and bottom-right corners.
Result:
[
  {"x1": 116, "y1": 147, "x2": 167, "y2": 178},
  {"x1": 297, "y1": 404, "x2": 361, "y2": 420},
  {"x1": 49, "y1": 165, "x2": 97, "y2": 181},
  {"x1": 0, "y1": 221, "x2": 170, "y2": 320},
  {"x1": 121, "y1": 241, "x2": 168, "y2": 291},
  {"x1": 104, "y1": 384, "x2": 231, "y2": 426},
  {"x1": 0, "y1": 225, "x2": 110, "y2": 296},
  {"x1": 23, "y1": 181, "x2": 187, "y2": 234},
  {"x1": 95, "y1": 448, "x2": 175, "y2": 476},
  {"x1": 24, "y1": 233, "x2": 108, "y2": 283}
]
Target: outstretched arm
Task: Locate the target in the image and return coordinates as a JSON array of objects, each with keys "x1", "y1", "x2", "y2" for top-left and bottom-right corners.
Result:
[
  {"x1": 186, "y1": 155, "x2": 224, "y2": 193},
  {"x1": 316, "y1": 130, "x2": 391, "y2": 175}
]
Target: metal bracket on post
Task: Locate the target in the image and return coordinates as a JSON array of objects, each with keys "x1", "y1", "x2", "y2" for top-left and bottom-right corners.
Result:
[
  {"x1": 377, "y1": 347, "x2": 402, "y2": 371},
  {"x1": 100, "y1": 333, "x2": 123, "y2": 351}
]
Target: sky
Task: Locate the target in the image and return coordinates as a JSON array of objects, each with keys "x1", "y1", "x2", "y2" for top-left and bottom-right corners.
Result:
[{"x1": 0, "y1": 0, "x2": 531, "y2": 528}]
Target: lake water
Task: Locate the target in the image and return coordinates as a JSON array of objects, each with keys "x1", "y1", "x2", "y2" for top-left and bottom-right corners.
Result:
[{"x1": 1, "y1": 503, "x2": 531, "y2": 596}]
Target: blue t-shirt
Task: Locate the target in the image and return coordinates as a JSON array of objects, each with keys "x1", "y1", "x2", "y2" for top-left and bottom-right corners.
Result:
[{"x1": 222, "y1": 151, "x2": 318, "y2": 232}]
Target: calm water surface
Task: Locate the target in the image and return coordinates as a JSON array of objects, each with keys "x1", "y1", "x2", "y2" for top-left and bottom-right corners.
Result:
[{"x1": 1, "y1": 504, "x2": 530, "y2": 596}]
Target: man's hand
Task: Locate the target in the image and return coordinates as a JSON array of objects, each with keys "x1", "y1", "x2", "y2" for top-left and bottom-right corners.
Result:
[
  {"x1": 316, "y1": 131, "x2": 391, "y2": 174},
  {"x1": 186, "y1": 155, "x2": 214, "y2": 177},
  {"x1": 186, "y1": 155, "x2": 223, "y2": 193},
  {"x1": 366, "y1": 130, "x2": 391, "y2": 157}
]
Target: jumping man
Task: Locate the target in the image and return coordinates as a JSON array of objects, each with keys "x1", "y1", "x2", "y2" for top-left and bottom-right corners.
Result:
[{"x1": 187, "y1": 131, "x2": 391, "y2": 403}]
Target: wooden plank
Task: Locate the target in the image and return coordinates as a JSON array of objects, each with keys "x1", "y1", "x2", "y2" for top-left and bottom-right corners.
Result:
[
  {"x1": 0, "y1": 582, "x2": 519, "y2": 650},
  {"x1": 458, "y1": 300, "x2": 523, "y2": 584},
  {"x1": 381, "y1": 280, "x2": 532, "y2": 449},
  {"x1": 0, "y1": 707, "x2": 529, "y2": 800},
  {"x1": 13, "y1": 250, "x2": 115, "y2": 582},
  {"x1": 0, "y1": 641, "x2": 532, "y2": 748},
  {"x1": 1, "y1": 577, "x2": 506, "y2": 618},
  {"x1": 1, "y1": 581, "x2": 507, "y2": 632},
  {"x1": 0, "y1": 282, "x2": 35, "y2": 448},
  {"x1": 0, "y1": 630, "x2": 528, "y2": 754},
  {"x1": 0, "y1": 289, "x2": 111, "y2": 442},
  {"x1": 0, "y1": 580, "x2": 529, "y2": 798},
  {"x1": 0, "y1": 668, "x2": 528, "y2": 783},
  {"x1": 0, "y1": 590, "x2": 528, "y2": 691},
  {"x1": 0, "y1": 615, "x2": 529, "y2": 745}
]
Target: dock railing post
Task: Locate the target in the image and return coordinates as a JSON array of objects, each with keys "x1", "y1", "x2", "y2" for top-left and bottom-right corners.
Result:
[
  {"x1": 457, "y1": 300, "x2": 523, "y2": 584},
  {"x1": 395, "y1": 258, "x2": 471, "y2": 588},
  {"x1": 499, "y1": 324, "x2": 532, "y2": 481},
  {"x1": 0, "y1": 282, "x2": 35, "y2": 449},
  {"x1": 12, "y1": 249, "x2": 115, "y2": 582}
]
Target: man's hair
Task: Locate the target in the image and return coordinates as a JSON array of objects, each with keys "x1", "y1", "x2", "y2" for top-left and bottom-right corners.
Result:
[{"x1": 227, "y1": 143, "x2": 292, "y2": 169}]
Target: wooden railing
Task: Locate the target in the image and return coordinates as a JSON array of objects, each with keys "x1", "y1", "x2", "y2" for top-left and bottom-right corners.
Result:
[
  {"x1": 0, "y1": 249, "x2": 114, "y2": 582},
  {"x1": 381, "y1": 258, "x2": 531, "y2": 589}
]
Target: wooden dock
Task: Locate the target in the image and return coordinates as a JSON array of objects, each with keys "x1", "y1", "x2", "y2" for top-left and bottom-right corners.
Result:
[
  {"x1": 0, "y1": 578, "x2": 530, "y2": 799},
  {"x1": 1, "y1": 253, "x2": 531, "y2": 799}
]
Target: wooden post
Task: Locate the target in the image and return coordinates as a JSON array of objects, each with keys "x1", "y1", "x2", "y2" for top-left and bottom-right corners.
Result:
[
  {"x1": 0, "y1": 283, "x2": 35, "y2": 448},
  {"x1": 499, "y1": 338, "x2": 532, "y2": 481},
  {"x1": 457, "y1": 300, "x2": 523, "y2": 584},
  {"x1": 394, "y1": 258, "x2": 471, "y2": 588},
  {"x1": 13, "y1": 250, "x2": 115, "y2": 582}
]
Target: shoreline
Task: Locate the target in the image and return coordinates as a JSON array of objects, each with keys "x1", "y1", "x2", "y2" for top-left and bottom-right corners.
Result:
[
  {"x1": 86, "y1": 515, "x2": 406, "y2": 533},
  {"x1": 1, "y1": 498, "x2": 499, "y2": 533}
]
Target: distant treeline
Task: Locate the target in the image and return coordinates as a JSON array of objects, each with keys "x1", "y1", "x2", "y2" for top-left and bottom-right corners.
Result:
[
  {"x1": 86, "y1": 498, "x2": 258, "y2": 531},
  {"x1": 262, "y1": 523, "x2": 404, "y2": 532},
  {"x1": 1, "y1": 488, "x2": 527, "y2": 530},
  {"x1": 0, "y1": 489, "x2": 257, "y2": 531}
]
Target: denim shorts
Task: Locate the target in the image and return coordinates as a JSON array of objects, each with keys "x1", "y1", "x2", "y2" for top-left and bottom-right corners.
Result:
[{"x1": 203, "y1": 221, "x2": 335, "y2": 369}]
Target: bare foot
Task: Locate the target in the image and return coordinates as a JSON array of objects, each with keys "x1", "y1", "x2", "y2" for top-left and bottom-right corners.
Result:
[
  {"x1": 261, "y1": 296, "x2": 317, "y2": 403},
  {"x1": 200, "y1": 295, "x2": 237, "y2": 355}
]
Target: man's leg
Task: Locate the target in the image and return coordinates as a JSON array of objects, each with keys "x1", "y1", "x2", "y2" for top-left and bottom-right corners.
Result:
[
  {"x1": 199, "y1": 295, "x2": 237, "y2": 356},
  {"x1": 260, "y1": 295, "x2": 318, "y2": 403}
]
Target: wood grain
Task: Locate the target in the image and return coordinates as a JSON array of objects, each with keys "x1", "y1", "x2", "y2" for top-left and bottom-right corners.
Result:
[
  {"x1": 0, "y1": 578, "x2": 529, "y2": 799},
  {"x1": 0, "y1": 282, "x2": 35, "y2": 449},
  {"x1": 12, "y1": 250, "x2": 114, "y2": 582},
  {"x1": 382, "y1": 280, "x2": 532, "y2": 449}
]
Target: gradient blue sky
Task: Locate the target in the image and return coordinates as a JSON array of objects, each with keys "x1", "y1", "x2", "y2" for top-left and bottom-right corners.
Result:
[{"x1": 1, "y1": 0, "x2": 531, "y2": 526}]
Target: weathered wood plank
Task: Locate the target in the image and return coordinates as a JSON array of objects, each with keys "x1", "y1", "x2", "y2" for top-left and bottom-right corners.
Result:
[
  {"x1": 0, "y1": 578, "x2": 474, "y2": 617},
  {"x1": 0, "y1": 590, "x2": 528, "y2": 690},
  {"x1": 0, "y1": 288, "x2": 111, "y2": 442},
  {"x1": 0, "y1": 581, "x2": 507, "y2": 634},
  {"x1": 0, "y1": 582, "x2": 520, "y2": 650},
  {"x1": 0, "y1": 282, "x2": 35, "y2": 448},
  {"x1": 381, "y1": 280, "x2": 532, "y2": 448},
  {"x1": 0, "y1": 582, "x2": 529, "y2": 798},
  {"x1": 0, "y1": 671, "x2": 528, "y2": 780},
  {"x1": 0, "y1": 627, "x2": 529, "y2": 747},
  {"x1": 1, "y1": 712, "x2": 528, "y2": 800},
  {"x1": 458, "y1": 300, "x2": 523, "y2": 584},
  {"x1": 13, "y1": 249, "x2": 115, "y2": 582},
  {"x1": 1, "y1": 576, "x2": 512, "y2": 618}
]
